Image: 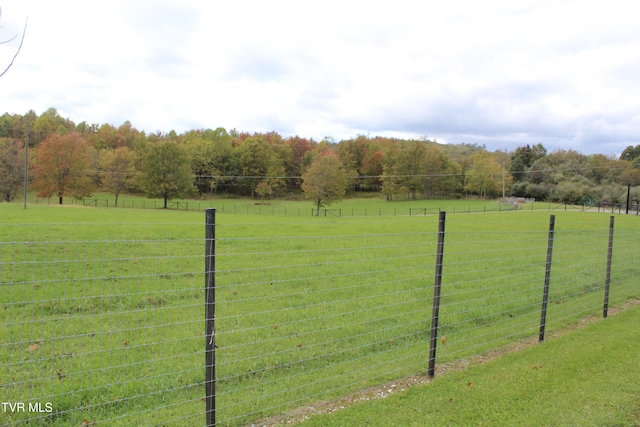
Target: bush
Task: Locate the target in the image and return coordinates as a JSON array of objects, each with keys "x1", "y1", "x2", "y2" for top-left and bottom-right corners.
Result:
[
  {"x1": 551, "y1": 182, "x2": 592, "y2": 203},
  {"x1": 509, "y1": 182, "x2": 551, "y2": 201},
  {"x1": 593, "y1": 184, "x2": 624, "y2": 204}
]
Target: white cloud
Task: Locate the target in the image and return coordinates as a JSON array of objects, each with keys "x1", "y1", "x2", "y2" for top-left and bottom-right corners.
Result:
[{"x1": 1, "y1": 0, "x2": 639, "y2": 155}]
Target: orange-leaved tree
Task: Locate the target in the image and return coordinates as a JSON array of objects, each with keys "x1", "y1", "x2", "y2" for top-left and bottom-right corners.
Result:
[{"x1": 33, "y1": 132, "x2": 93, "y2": 204}]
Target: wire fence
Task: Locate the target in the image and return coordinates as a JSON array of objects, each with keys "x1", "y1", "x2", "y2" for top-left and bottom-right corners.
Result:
[
  {"x1": 1, "y1": 211, "x2": 639, "y2": 426},
  {"x1": 27, "y1": 195, "x2": 640, "y2": 217},
  {"x1": 1, "y1": 222, "x2": 204, "y2": 426}
]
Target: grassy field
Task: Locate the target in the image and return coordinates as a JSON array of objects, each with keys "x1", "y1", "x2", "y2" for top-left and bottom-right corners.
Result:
[
  {"x1": 21, "y1": 190, "x2": 604, "y2": 217},
  {"x1": 300, "y1": 301, "x2": 640, "y2": 427},
  {"x1": 1, "y1": 196, "x2": 639, "y2": 426}
]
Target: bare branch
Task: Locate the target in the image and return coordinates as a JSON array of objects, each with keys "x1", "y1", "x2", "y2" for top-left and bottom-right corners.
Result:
[
  {"x1": 0, "y1": 34, "x2": 18, "y2": 44},
  {"x1": 0, "y1": 14, "x2": 27, "y2": 77}
]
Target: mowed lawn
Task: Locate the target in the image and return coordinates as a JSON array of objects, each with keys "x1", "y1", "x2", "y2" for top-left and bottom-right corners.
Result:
[
  {"x1": 1, "y1": 197, "x2": 639, "y2": 426},
  {"x1": 301, "y1": 302, "x2": 640, "y2": 427}
]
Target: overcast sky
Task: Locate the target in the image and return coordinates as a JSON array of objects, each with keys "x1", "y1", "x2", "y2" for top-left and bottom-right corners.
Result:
[{"x1": 1, "y1": 0, "x2": 639, "y2": 155}]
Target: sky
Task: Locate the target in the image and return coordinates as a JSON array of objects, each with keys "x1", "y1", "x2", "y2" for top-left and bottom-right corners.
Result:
[{"x1": 1, "y1": 0, "x2": 639, "y2": 156}]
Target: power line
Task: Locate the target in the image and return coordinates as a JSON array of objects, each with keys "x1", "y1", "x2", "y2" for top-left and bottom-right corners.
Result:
[{"x1": 80, "y1": 163, "x2": 624, "y2": 180}]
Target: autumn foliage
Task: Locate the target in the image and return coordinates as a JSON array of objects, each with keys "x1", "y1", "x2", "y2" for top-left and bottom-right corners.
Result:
[
  {"x1": 0, "y1": 138, "x2": 26, "y2": 202},
  {"x1": 1, "y1": 108, "x2": 638, "y2": 206},
  {"x1": 32, "y1": 132, "x2": 93, "y2": 204},
  {"x1": 139, "y1": 142, "x2": 195, "y2": 208},
  {"x1": 302, "y1": 153, "x2": 347, "y2": 215}
]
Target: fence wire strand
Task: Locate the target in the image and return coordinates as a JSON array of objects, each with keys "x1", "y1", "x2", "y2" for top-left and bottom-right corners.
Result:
[{"x1": 1, "y1": 214, "x2": 638, "y2": 426}]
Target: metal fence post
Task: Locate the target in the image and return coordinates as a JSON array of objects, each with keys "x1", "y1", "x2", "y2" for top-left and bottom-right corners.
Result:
[
  {"x1": 539, "y1": 215, "x2": 555, "y2": 342},
  {"x1": 205, "y1": 208, "x2": 216, "y2": 427},
  {"x1": 603, "y1": 216, "x2": 614, "y2": 318},
  {"x1": 428, "y1": 211, "x2": 446, "y2": 378}
]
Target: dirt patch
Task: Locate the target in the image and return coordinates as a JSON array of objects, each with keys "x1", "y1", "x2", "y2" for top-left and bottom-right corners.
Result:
[{"x1": 250, "y1": 298, "x2": 640, "y2": 426}]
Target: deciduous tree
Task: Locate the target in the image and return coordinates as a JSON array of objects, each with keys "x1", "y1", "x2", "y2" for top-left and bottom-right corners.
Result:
[
  {"x1": 302, "y1": 154, "x2": 347, "y2": 215},
  {"x1": 29, "y1": 108, "x2": 75, "y2": 146},
  {"x1": 90, "y1": 123, "x2": 120, "y2": 151},
  {"x1": 185, "y1": 128, "x2": 234, "y2": 195},
  {"x1": 255, "y1": 181, "x2": 273, "y2": 203},
  {"x1": 465, "y1": 150, "x2": 504, "y2": 199},
  {"x1": 234, "y1": 135, "x2": 285, "y2": 197},
  {"x1": 421, "y1": 146, "x2": 459, "y2": 197},
  {"x1": 286, "y1": 136, "x2": 315, "y2": 188},
  {"x1": 98, "y1": 146, "x2": 136, "y2": 207},
  {"x1": 398, "y1": 142, "x2": 427, "y2": 199},
  {"x1": 33, "y1": 132, "x2": 93, "y2": 204},
  {"x1": 619, "y1": 145, "x2": 640, "y2": 162},
  {"x1": 619, "y1": 161, "x2": 640, "y2": 186},
  {"x1": 361, "y1": 150, "x2": 384, "y2": 190},
  {"x1": 139, "y1": 141, "x2": 194, "y2": 208},
  {"x1": 0, "y1": 137, "x2": 25, "y2": 202},
  {"x1": 381, "y1": 144, "x2": 405, "y2": 201},
  {"x1": 509, "y1": 144, "x2": 547, "y2": 182}
]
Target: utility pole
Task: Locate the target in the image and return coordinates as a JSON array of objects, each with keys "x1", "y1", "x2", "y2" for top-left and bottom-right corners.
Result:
[
  {"x1": 502, "y1": 147, "x2": 507, "y2": 200},
  {"x1": 23, "y1": 119, "x2": 28, "y2": 209},
  {"x1": 502, "y1": 160, "x2": 505, "y2": 200}
]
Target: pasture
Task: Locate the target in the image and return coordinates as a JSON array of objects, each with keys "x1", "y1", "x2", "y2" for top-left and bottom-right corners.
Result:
[
  {"x1": 28, "y1": 191, "x2": 570, "y2": 216},
  {"x1": 1, "y1": 198, "x2": 639, "y2": 426},
  {"x1": 301, "y1": 302, "x2": 640, "y2": 427}
]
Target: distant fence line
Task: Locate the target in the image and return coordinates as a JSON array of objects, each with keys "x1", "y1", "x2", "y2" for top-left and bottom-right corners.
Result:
[
  {"x1": 500, "y1": 196, "x2": 536, "y2": 204},
  {"x1": 27, "y1": 196, "x2": 640, "y2": 216},
  {"x1": 3, "y1": 211, "x2": 638, "y2": 426}
]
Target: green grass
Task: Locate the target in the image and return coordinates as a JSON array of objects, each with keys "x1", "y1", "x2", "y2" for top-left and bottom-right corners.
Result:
[
  {"x1": 20, "y1": 190, "x2": 564, "y2": 217},
  {"x1": 1, "y1": 197, "x2": 639, "y2": 426},
  {"x1": 301, "y1": 303, "x2": 640, "y2": 427}
]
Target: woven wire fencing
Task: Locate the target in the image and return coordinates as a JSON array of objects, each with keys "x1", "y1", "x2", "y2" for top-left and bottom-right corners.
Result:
[
  {"x1": 1, "y1": 212, "x2": 639, "y2": 426},
  {"x1": 1, "y1": 222, "x2": 204, "y2": 426}
]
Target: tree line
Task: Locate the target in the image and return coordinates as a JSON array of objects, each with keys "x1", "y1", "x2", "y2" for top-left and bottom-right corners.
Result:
[{"x1": 1, "y1": 108, "x2": 640, "y2": 208}]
